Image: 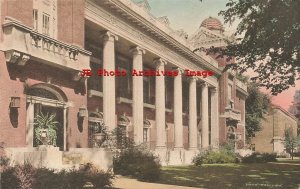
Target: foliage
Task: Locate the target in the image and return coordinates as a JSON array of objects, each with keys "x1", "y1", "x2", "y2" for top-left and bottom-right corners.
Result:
[
  {"x1": 102, "y1": 126, "x2": 134, "y2": 151},
  {"x1": 65, "y1": 163, "x2": 114, "y2": 189},
  {"x1": 113, "y1": 145, "x2": 161, "y2": 181},
  {"x1": 241, "y1": 152, "x2": 277, "y2": 163},
  {"x1": 34, "y1": 112, "x2": 58, "y2": 146},
  {"x1": 0, "y1": 142, "x2": 10, "y2": 170},
  {"x1": 192, "y1": 145, "x2": 238, "y2": 166},
  {"x1": 245, "y1": 82, "x2": 271, "y2": 141},
  {"x1": 212, "y1": 0, "x2": 300, "y2": 95},
  {"x1": 283, "y1": 127, "x2": 300, "y2": 160},
  {"x1": 1, "y1": 163, "x2": 114, "y2": 189}
]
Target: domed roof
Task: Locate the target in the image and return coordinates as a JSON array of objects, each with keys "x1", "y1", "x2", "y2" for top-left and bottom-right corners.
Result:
[{"x1": 200, "y1": 17, "x2": 224, "y2": 32}]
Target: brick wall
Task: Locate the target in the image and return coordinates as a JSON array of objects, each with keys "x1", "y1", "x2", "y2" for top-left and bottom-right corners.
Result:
[{"x1": 57, "y1": 0, "x2": 85, "y2": 47}]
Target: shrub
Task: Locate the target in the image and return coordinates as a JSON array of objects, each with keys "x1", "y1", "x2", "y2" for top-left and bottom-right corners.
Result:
[
  {"x1": 193, "y1": 144, "x2": 239, "y2": 166},
  {"x1": 113, "y1": 146, "x2": 161, "y2": 181},
  {"x1": 242, "y1": 152, "x2": 277, "y2": 163},
  {"x1": 33, "y1": 168, "x2": 66, "y2": 189},
  {"x1": 1, "y1": 163, "x2": 114, "y2": 189},
  {"x1": 66, "y1": 163, "x2": 114, "y2": 189},
  {"x1": 1, "y1": 167, "x2": 20, "y2": 189},
  {"x1": 192, "y1": 150, "x2": 238, "y2": 165}
]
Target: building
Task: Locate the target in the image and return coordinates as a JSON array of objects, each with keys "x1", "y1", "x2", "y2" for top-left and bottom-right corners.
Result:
[
  {"x1": 289, "y1": 90, "x2": 300, "y2": 123},
  {"x1": 0, "y1": 0, "x2": 247, "y2": 169},
  {"x1": 189, "y1": 16, "x2": 248, "y2": 149},
  {"x1": 251, "y1": 106, "x2": 297, "y2": 154}
]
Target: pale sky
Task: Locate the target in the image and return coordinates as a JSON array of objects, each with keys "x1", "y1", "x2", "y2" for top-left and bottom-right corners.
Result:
[{"x1": 145, "y1": 0, "x2": 298, "y2": 110}]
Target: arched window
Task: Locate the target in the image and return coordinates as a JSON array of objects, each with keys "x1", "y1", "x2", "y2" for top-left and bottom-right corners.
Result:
[
  {"x1": 88, "y1": 112, "x2": 104, "y2": 148},
  {"x1": 143, "y1": 120, "x2": 151, "y2": 142}
]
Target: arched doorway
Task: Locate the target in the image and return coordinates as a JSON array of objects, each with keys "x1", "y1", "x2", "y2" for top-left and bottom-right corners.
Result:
[{"x1": 26, "y1": 83, "x2": 68, "y2": 151}]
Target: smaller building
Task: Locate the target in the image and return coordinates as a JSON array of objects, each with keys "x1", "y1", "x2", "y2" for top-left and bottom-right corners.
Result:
[{"x1": 251, "y1": 106, "x2": 297, "y2": 154}]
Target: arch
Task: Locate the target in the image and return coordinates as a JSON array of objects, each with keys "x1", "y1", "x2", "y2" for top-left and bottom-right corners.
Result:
[
  {"x1": 27, "y1": 83, "x2": 68, "y2": 102},
  {"x1": 143, "y1": 119, "x2": 151, "y2": 128},
  {"x1": 88, "y1": 111, "x2": 103, "y2": 123},
  {"x1": 118, "y1": 115, "x2": 130, "y2": 126}
]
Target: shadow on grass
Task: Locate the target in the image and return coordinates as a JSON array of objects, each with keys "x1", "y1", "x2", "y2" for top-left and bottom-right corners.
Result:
[{"x1": 157, "y1": 163, "x2": 300, "y2": 189}]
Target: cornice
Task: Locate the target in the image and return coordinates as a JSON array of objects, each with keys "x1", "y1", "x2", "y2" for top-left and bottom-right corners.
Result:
[
  {"x1": 86, "y1": 1, "x2": 219, "y2": 86},
  {"x1": 90, "y1": 0, "x2": 221, "y2": 75}
]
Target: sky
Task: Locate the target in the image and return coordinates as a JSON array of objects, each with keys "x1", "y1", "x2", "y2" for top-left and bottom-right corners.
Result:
[{"x1": 144, "y1": 0, "x2": 298, "y2": 111}]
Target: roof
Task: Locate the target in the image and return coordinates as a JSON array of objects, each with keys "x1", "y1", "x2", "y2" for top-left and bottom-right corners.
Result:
[
  {"x1": 200, "y1": 17, "x2": 224, "y2": 32},
  {"x1": 272, "y1": 105, "x2": 298, "y2": 121}
]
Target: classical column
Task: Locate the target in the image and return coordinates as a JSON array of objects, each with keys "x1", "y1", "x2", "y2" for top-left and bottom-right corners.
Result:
[
  {"x1": 201, "y1": 83, "x2": 209, "y2": 148},
  {"x1": 174, "y1": 68, "x2": 183, "y2": 150},
  {"x1": 210, "y1": 87, "x2": 219, "y2": 148},
  {"x1": 26, "y1": 102, "x2": 34, "y2": 147},
  {"x1": 189, "y1": 77, "x2": 198, "y2": 150},
  {"x1": 130, "y1": 46, "x2": 145, "y2": 144},
  {"x1": 155, "y1": 58, "x2": 166, "y2": 149},
  {"x1": 102, "y1": 31, "x2": 118, "y2": 131}
]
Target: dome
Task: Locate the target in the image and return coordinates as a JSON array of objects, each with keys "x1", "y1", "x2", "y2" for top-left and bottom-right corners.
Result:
[{"x1": 200, "y1": 17, "x2": 224, "y2": 32}]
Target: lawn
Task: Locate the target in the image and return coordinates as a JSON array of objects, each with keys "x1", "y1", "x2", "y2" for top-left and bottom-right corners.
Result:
[{"x1": 158, "y1": 161, "x2": 300, "y2": 189}]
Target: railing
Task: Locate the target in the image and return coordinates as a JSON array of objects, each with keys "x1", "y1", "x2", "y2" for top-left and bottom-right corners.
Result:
[{"x1": 2, "y1": 17, "x2": 91, "y2": 74}]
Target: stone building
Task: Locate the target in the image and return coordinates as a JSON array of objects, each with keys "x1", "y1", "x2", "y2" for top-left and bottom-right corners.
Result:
[
  {"x1": 251, "y1": 106, "x2": 298, "y2": 154},
  {"x1": 189, "y1": 16, "x2": 248, "y2": 149},
  {"x1": 0, "y1": 0, "x2": 247, "y2": 169},
  {"x1": 289, "y1": 90, "x2": 300, "y2": 122}
]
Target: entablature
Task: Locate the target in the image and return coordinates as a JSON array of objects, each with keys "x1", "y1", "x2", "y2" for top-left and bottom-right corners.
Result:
[{"x1": 85, "y1": 0, "x2": 219, "y2": 87}]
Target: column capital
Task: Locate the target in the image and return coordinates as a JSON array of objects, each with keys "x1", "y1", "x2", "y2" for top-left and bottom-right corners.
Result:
[
  {"x1": 200, "y1": 81, "x2": 209, "y2": 88},
  {"x1": 210, "y1": 87, "x2": 219, "y2": 94},
  {"x1": 154, "y1": 58, "x2": 167, "y2": 69},
  {"x1": 188, "y1": 76, "x2": 198, "y2": 82},
  {"x1": 173, "y1": 67, "x2": 184, "y2": 75},
  {"x1": 101, "y1": 31, "x2": 118, "y2": 42},
  {"x1": 130, "y1": 46, "x2": 145, "y2": 55}
]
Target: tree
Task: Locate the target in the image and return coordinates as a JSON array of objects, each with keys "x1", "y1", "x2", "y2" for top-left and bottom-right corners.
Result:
[
  {"x1": 283, "y1": 127, "x2": 300, "y2": 160},
  {"x1": 245, "y1": 82, "x2": 271, "y2": 141},
  {"x1": 214, "y1": 0, "x2": 300, "y2": 95}
]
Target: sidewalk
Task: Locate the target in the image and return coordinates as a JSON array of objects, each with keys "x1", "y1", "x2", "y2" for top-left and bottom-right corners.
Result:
[{"x1": 113, "y1": 176, "x2": 202, "y2": 189}]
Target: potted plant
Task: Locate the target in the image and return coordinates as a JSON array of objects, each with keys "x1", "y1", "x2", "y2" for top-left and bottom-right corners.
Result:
[
  {"x1": 34, "y1": 112, "x2": 58, "y2": 146},
  {"x1": 91, "y1": 122, "x2": 107, "y2": 147}
]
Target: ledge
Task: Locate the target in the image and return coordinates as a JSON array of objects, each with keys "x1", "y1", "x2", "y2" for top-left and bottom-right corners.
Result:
[
  {"x1": 88, "y1": 90, "x2": 103, "y2": 98},
  {"x1": 1, "y1": 17, "x2": 91, "y2": 77}
]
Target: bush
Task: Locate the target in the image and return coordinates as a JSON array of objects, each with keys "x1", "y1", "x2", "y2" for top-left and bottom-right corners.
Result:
[
  {"x1": 1, "y1": 163, "x2": 114, "y2": 189},
  {"x1": 1, "y1": 167, "x2": 20, "y2": 189},
  {"x1": 66, "y1": 163, "x2": 114, "y2": 189},
  {"x1": 242, "y1": 152, "x2": 277, "y2": 163},
  {"x1": 113, "y1": 146, "x2": 161, "y2": 181},
  {"x1": 192, "y1": 149, "x2": 238, "y2": 166}
]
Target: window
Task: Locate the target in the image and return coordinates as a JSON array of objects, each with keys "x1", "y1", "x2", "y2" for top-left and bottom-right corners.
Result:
[
  {"x1": 87, "y1": 63, "x2": 102, "y2": 92},
  {"x1": 143, "y1": 128, "x2": 148, "y2": 142},
  {"x1": 228, "y1": 84, "x2": 234, "y2": 108},
  {"x1": 144, "y1": 77, "x2": 151, "y2": 103},
  {"x1": 117, "y1": 67, "x2": 132, "y2": 99},
  {"x1": 33, "y1": 9, "x2": 38, "y2": 31},
  {"x1": 165, "y1": 77, "x2": 173, "y2": 109},
  {"x1": 228, "y1": 84, "x2": 232, "y2": 100},
  {"x1": 42, "y1": 13, "x2": 50, "y2": 36}
]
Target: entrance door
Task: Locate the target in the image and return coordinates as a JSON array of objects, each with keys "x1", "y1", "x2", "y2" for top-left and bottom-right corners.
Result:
[{"x1": 33, "y1": 104, "x2": 64, "y2": 151}]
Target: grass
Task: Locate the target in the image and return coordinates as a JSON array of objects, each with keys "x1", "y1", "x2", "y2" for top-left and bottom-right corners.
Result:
[{"x1": 157, "y1": 161, "x2": 300, "y2": 189}]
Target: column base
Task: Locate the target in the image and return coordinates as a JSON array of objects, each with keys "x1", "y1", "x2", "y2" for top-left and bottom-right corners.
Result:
[
  {"x1": 174, "y1": 146, "x2": 184, "y2": 151},
  {"x1": 188, "y1": 147, "x2": 198, "y2": 151},
  {"x1": 155, "y1": 146, "x2": 166, "y2": 150}
]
